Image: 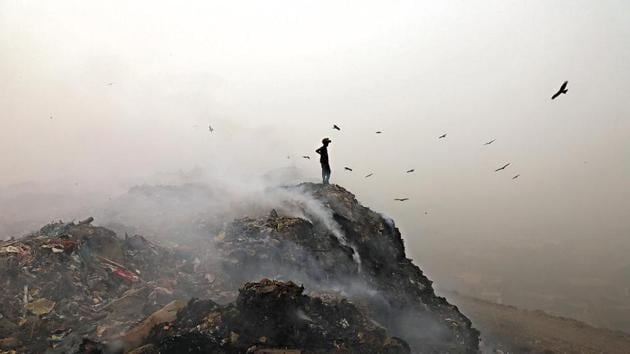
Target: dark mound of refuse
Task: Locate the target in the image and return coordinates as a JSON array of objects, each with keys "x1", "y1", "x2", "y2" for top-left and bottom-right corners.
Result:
[
  {"x1": 218, "y1": 183, "x2": 479, "y2": 353},
  {"x1": 0, "y1": 218, "x2": 208, "y2": 353},
  {"x1": 144, "y1": 279, "x2": 410, "y2": 354},
  {"x1": 1, "y1": 183, "x2": 480, "y2": 353}
]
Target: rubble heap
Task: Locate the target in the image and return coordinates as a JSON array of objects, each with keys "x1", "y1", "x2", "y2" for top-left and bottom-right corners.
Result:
[
  {"x1": 1, "y1": 183, "x2": 480, "y2": 353},
  {"x1": 0, "y1": 219, "x2": 209, "y2": 353},
  {"x1": 140, "y1": 279, "x2": 410, "y2": 354},
  {"x1": 217, "y1": 183, "x2": 479, "y2": 353}
]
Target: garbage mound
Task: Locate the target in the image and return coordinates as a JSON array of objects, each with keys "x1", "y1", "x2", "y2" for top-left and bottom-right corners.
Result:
[
  {"x1": 141, "y1": 279, "x2": 410, "y2": 354},
  {"x1": 0, "y1": 183, "x2": 480, "y2": 353},
  {"x1": 217, "y1": 183, "x2": 479, "y2": 353},
  {"x1": 0, "y1": 218, "x2": 208, "y2": 353}
]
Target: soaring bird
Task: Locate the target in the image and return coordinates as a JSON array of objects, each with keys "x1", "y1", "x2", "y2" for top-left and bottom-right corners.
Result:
[
  {"x1": 365, "y1": 173, "x2": 373, "y2": 178},
  {"x1": 406, "y1": 169, "x2": 415, "y2": 173},
  {"x1": 438, "y1": 133, "x2": 447, "y2": 139},
  {"x1": 484, "y1": 139, "x2": 496, "y2": 145},
  {"x1": 394, "y1": 198, "x2": 409, "y2": 202},
  {"x1": 208, "y1": 124, "x2": 214, "y2": 133},
  {"x1": 551, "y1": 81, "x2": 568, "y2": 100},
  {"x1": 106, "y1": 82, "x2": 113, "y2": 86},
  {"x1": 495, "y1": 163, "x2": 511, "y2": 172},
  {"x1": 344, "y1": 167, "x2": 353, "y2": 171},
  {"x1": 333, "y1": 124, "x2": 341, "y2": 131},
  {"x1": 376, "y1": 131, "x2": 382, "y2": 134},
  {"x1": 302, "y1": 156, "x2": 310, "y2": 159},
  {"x1": 512, "y1": 174, "x2": 520, "y2": 180}
]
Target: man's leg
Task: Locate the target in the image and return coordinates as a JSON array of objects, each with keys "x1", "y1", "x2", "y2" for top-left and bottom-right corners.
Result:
[
  {"x1": 321, "y1": 164, "x2": 327, "y2": 184},
  {"x1": 324, "y1": 164, "x2": 331, "y2": 184}
]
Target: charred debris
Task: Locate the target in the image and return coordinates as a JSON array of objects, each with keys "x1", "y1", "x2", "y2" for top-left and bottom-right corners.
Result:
[{"x1": 0, "y1": 183, "x2": 479, "y2": 353}]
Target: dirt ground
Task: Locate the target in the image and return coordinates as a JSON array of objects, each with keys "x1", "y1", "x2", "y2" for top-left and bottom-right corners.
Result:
[{"x1": 446, "y1": 291, "x2": 630, "y2": 353}]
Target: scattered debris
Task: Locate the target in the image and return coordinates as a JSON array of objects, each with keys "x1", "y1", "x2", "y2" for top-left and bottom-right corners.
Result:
[
  {"x1": 117, "y1": 300, "x2": 186, "y2": 351},
  {"x1": 0, "y1": 219, "x2": 210, "y2": 353},
  {"x1": 25, "y1": 298, "x2": 55, "y2": 316}
]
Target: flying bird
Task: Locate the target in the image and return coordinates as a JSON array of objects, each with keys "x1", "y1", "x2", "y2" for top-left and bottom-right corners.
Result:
[
  {"x1": 208, "y1": 124, "x2": 214, "y2": 132},
  {"x1": 438, "y1": 133, "x2": 447, "y2": 139},
  {"x1": 394, "y1": 198, "x2": 409, "y2": 202},
  {"x1": 376, "y1": 131, "x2": 382, "y2": 134},
  {"x1": 484, "y1": 139, "x2": 496, "y2": 145},
  {"x1": 344, "y1": 167, "x2": 353, "y2": 171},
  {"x1": 302, "y1": 156, "x2": 310, "y2": 159},
  {"x1": 406, "y1": 169, "x2": 415, "y2": 173},
  {"x1": 333, "y1": 124, "x2": 341, "y2": 131},
  {"x1": 106, "y1": 82, "x2": 113, "y2": 86},
  {"x1": 365, "y1": 173, "x2": 373, "y2": 178},
  {"x1": 512, "y1": 174, "x2": 520, "y2": 180},
  {"x1": 495, "y1": 163, "x2": 511, "y2": 172},
  {"x1": 551, "y1": 81, "x2": 568, "y2": 100}
]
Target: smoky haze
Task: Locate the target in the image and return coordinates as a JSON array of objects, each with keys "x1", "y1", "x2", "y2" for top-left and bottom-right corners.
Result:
[{"x1": 1, "y1": 0, "x2": 630, "y2": 332}]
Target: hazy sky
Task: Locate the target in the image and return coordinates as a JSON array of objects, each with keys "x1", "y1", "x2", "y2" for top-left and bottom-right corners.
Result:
[{"x1": 1, "y1": 0, "x2": 629, "y2": 258}]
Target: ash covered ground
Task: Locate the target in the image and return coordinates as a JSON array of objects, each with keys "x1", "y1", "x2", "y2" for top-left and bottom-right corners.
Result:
[{"x1": 0, "y1": 183, "x2": 479, "y2": 353}]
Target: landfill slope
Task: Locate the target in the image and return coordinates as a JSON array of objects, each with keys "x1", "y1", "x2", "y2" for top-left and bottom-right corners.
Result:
[
  {"x1": 140, "y1": 279, "x2": 411, "y2": 354},
  {"x1": 0, "y1": 219, "x2": 211, "y2": 354},
  {"x1": 217, "y1": 183, "x2": 479, "y2": 353},
  {"x1": 0, "y1": 183, "x2": 479, "y2": 353}
]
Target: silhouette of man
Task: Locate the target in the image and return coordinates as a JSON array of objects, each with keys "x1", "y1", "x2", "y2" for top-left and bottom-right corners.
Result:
[{"x1": 316, "y1": 138, "x2": 332, "y2": 184}]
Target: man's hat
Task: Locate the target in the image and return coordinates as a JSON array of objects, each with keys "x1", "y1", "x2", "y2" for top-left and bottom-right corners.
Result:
[{"x1": 322, "y1": 137, "x2": 331, "y2": 144}]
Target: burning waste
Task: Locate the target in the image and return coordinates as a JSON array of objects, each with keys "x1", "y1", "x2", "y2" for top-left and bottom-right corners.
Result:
[
  {"x1": 0, "y1": 183, "x2": 479, "y2": 353},
  {"x1": 119, "y1": 279, "x2": 411, "y2": 354}
]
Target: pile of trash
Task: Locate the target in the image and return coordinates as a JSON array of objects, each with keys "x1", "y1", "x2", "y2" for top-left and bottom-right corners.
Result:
[
  {"x1": 0, "y1": 218, "x2": 212, "y2": 353},
  {"x1": 0, "y1": 182, "x2": 480, "y2": 353},
  {"x1": 217, "y1": 184, "x2": 479, "y2": 353},
  {"x1": 131, "y1": 279, "x2": 410, "y2": 354}
]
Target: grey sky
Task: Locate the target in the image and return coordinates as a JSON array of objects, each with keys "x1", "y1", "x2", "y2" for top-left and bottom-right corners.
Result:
[{"x1": 1, "y1": 0, "x2": 629, "y2": 264}]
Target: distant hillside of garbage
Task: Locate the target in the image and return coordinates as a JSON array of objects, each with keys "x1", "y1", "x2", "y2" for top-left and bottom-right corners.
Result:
[{"x1": 0, "y1": 183, "x2": 479, "y2": 353}]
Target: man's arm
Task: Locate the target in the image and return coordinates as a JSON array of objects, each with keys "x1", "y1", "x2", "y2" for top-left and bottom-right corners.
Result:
[{"x1": 315, "y1": 147, "x2": 322, "y2": 154}]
